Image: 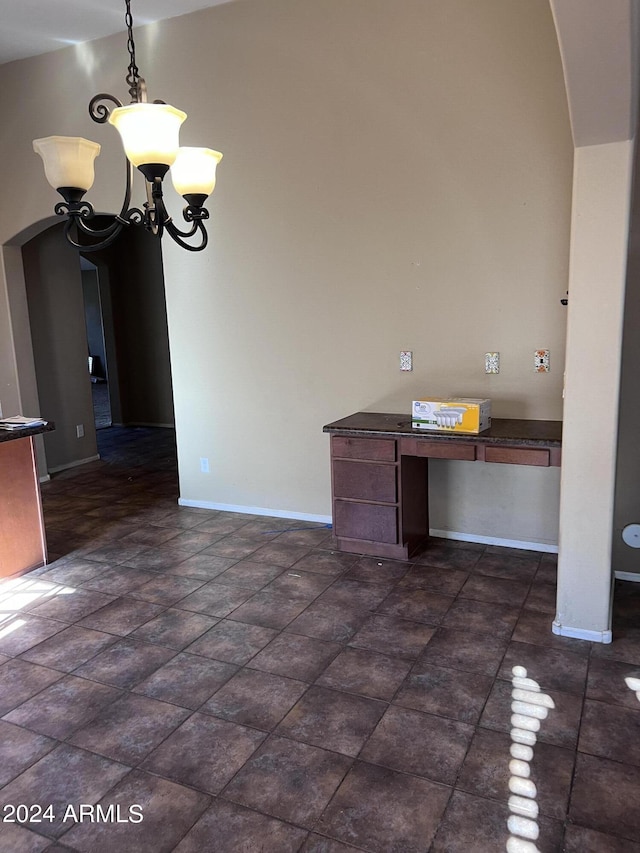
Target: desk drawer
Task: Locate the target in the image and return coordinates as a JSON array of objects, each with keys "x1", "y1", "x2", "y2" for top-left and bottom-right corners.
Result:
[
  {"x1": 333, "y1": 460, "x2": 397, "y2": 502},
  {"x1": 414, "y1": 440, "x2": 476, "y2": 461},
  {"x1": 332, "y1": 436, "x2": 396, "y2": 462},
  {"x1": 484, "y1": 446, "x2": 550, "y2": 467},
  {"x1": 334, "y1": 501, "x2": 398, "y2": 544}
]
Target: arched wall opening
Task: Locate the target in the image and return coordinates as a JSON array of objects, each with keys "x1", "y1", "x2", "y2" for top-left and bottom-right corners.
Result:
[{"x1": 2, "y1": 216, "x2": 173, "y2": 478}]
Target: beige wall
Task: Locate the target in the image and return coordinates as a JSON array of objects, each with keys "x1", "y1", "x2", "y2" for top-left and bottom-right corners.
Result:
[
  {"x1": 164, "y1": 0, "x2": 573, "y2": 543},
  {"x1": 0, "y1": 0, "x2": 572, "y2": 544}
]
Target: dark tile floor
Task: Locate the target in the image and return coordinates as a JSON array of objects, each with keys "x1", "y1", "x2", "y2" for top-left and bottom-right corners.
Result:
[{"x1": 1, "y1": 426, "x2": 640, "y2": 851}]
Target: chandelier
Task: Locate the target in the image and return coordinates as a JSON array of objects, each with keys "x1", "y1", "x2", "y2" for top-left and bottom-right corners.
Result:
[{"x1": 33, "y1": 0, "x2": 222, "y2": 252}]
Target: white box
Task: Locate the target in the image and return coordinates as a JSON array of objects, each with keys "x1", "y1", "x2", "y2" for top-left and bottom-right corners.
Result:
[{"x1": 412, "y1": 397, "x2": 491, "y2": 434}]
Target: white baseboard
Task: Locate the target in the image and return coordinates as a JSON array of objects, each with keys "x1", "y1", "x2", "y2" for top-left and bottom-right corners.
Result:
[
  {"x1": 429, "y1": 528, "x2": 558, "y2": 554},
  {"x1": 48, "y1": 454, "x2": 101, "y2": 474},
  {"x1": 174, "y1": 508, "x2": 558, "y2": 550},
  {"x1": 615, "y1": 571, "x2": 640, "y2": 582},
  {"x1": 178, "y1": 499, "x2": 332, "y2": 525},
  {"x1": 552, "y1": 619, "x2": 612, "y2": 643}
]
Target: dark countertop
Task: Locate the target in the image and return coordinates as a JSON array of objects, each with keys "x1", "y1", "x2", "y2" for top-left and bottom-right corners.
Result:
[
  {"x1": 323, "y1": 412, "x2": 562, "y2": 447},
  {"x1": 0, "y1": 422, "x2": 55, "y2": 444}
]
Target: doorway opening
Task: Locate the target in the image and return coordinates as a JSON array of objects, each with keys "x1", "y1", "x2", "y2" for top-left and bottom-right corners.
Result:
[
  {"x1": 81, "y1": 256, "x2": 112, "y2": 430},
  {"x1": 17, "y1": 217, "x2": 175, "y2": 477}
]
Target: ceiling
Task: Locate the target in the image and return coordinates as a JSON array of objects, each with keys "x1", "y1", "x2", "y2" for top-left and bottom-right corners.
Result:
[{"x1": 0, "y1": 0, "x2": 233, "y2": 65}]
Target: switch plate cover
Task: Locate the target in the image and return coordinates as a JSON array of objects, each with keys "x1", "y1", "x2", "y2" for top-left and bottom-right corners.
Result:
[
  {"x1": 400, "y1": 351, "x2": 413, "y2": 371},
  {"x1": 485, "y1": 352, "x2": 500, "y2": 374}
]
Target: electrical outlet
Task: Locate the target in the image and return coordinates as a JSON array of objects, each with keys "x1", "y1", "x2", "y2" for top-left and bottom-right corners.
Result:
[
  {"x1": 485, "y1": 352, "x2": 500, "y2": 374},
  {"x1": 76, "y1": 424, "x2": 84, "y2": 438},
  {"x1": 400, "y1": 351, "x2": 413, "y2": 372},
  {"x1": 534, "y1": 349, "x2": 550, "y2": 372},
  {"x1": 200, "y1": 457, "x2": 209, "y2": 473}
]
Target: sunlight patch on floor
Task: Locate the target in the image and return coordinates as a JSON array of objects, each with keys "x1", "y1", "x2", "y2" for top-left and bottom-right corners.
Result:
[
  {"x1": 626, "y1": 675, "x2": 640, "y2": 701},
  {"x1": 0, "y1": 577, "x2": 76, "y2": 640},
  {"x1": 506, "y1": 666, "x2": 555, "y2": 853}
]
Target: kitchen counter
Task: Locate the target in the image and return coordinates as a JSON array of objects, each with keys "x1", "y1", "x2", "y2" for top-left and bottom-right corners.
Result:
[{"x1": 0, "y1": 422, "x2": 54, "y2": 577}]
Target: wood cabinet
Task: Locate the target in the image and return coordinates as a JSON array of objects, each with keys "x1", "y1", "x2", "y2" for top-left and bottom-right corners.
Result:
[
  {"x1": 325, "y1": 413, "x2": 562, "y2": 560},
  {"x1": 330, "y1": 434, "x2": 428, "y2": 559},
  {"x1": 0, "y1": 425, "x2": 53, "y2": 578}
]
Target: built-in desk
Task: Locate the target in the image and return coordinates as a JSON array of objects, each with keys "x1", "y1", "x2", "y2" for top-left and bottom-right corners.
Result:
[
  {"x1": 323, "y1": 412, "x2": 562, "y2": 559},
  {"x1": 0, "y1": 423, "x2": 54, "y2": 578}
]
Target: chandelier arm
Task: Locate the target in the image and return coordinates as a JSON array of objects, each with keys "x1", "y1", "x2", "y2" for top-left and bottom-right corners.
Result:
[
  {"x1": 56, "y1": 152, "x2": 141, "y2": 247},
  {"x1": 89, "y1": 93, "x2": 124, "y2": 124},
  {"x1": 62, "y1": 217, "x2": 126, "y2": 252},
  {"x1": 53, "y1": 198, "x2": 123, "y2": 241},
  {"x1": 163, "y1": 218, "x2": 199, "y2": 240},
  {"x1": 164, "y1": 204, "x2": 210, "y2": 241},
  {"x1": 74, "y1": 206, "x2": 143, "y2": 238},
  {"x1": 117, "y1": 155, "x2": 137, "y2": 221},
  {"x1": 82, "y1": 152, "x2": 141, "y2": 231},
  {"x1": 75, "y1": 216, "x2": 123, "y2": 239},
  {"x1": 165, "y1": 218, "x2": 209, "y2": 252}
]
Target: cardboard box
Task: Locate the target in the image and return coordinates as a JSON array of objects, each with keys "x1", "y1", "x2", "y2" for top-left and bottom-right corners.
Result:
[{"x1": 412, "y1": 397, "x2": 491, "y2": 434}]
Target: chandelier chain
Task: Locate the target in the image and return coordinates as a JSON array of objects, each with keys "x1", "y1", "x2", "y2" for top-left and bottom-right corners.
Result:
[{"x1": 124, "y1": 0, "x2": 141, "y2": 102}]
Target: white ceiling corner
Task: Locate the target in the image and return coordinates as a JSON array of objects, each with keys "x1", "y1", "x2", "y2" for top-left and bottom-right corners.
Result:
[{"x1": 0, "y1": 0, "x2": 235, "y2": 66}]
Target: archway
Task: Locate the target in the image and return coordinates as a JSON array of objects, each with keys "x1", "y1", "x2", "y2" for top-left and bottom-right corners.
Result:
[{"x1": 3, "y1": 216, "x2": 173, "y2": 479}]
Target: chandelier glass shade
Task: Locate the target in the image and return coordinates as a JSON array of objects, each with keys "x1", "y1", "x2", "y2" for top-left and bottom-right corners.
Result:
[
  {"x1": 33, "y1": 136, "x2": 101, "y2": 193},
  {"x1": 108, "y1": 103, "x2": 186, "y2": 171},
  {"x1": 32, "y1": 0, "x2": 222, "y2": 253},
  {"x1": 171, "y1": 147, "x2": 223, "y2": 198}
]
